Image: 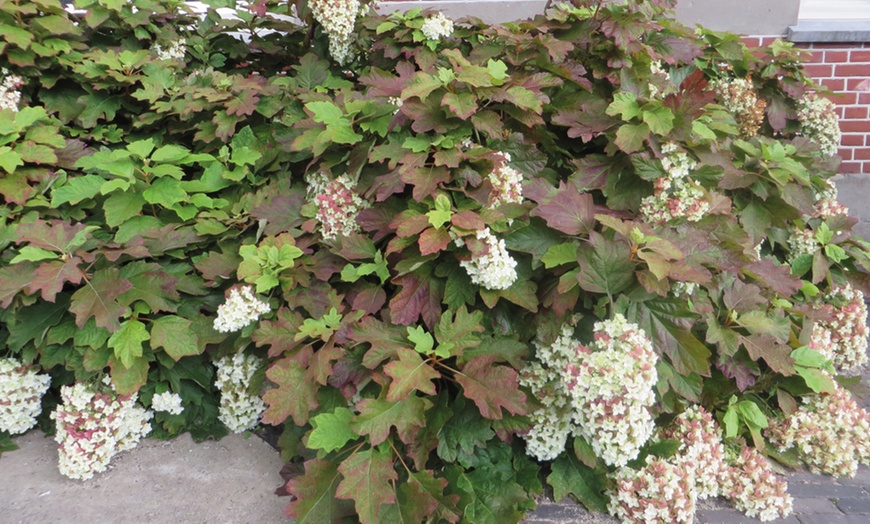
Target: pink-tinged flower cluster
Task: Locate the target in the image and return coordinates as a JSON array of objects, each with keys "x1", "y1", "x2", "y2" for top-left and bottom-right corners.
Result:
[
  {"x1": 0, "y1": 358, "x2": 51, "y2": 435},
  {"x1": 816, "y1": 283, "x2": 869, "y2": 371},
  {"x1": 563, "y1": 315, "x2": 658, "y2": 467},
  {"x1": 312, "y1": 174, "x2": 369, "y2": 241},
  {"x1": 214, "y1": 285, "x2": 271, "y2": 333},
  {"x1": 721, "y1": 445, "x2": 793, "y2": 521},
  {"x1": 610, "y1": 456, "x2": 696, "y2": 524},
  {"x1": 0, "y1": 68, "x2": 23, "y2": 112},
  {"x1": 640, "y1": 142, "x2": 709, "y2": 224},
  {"x1": 519, "y1": 323, "x2": 579, "y2": 461},
  {"x1": 309, "y1": 0, "x2": 361, "y2": 65},
  {"x1": 710, "y1": 75, "x2": 766, "y2": 137},
  {"x1": 152, "y1": 40, "x2": 186, "y2": 61},
  {"x1": 767, "y1": 382, "x2": 870, "y2": 477},
  {"x1": 661, "y1": 406, "x2": 728, "y2": 500},
  {"x1": 488, "y1": 152, "x2": 524, "y2": 208},
  {"x1": 814, "y1": 180, "x2": 849, "y2": 219},
  {"x1": 460, "y1": 227, "x2": 518, "y2": 291},
  {"x1": 797, "y1": 93, "x2": 841, "y2": 157},
  {"x1": 51, "y1": 382, "x2": 153, "y2": 480}
]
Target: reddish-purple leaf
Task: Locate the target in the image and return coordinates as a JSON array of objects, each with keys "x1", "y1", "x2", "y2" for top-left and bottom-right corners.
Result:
[
  {"x1": 741, "y1": 333, "x2": 795, "y2": 376},
  {"x1": 450, "y1": 210, "x2": 485, "y2": 231},
  {"x1": 389, "y1": 273, "x2": 443, "y2": 329},
  {"x1": 349, "y1": 285, "x2": 387, "y2": 315},
  {"x1": 418, "y1": 227, "x2": 451, "y2": 255},
  {"x1": 743, "y1": 258, "x2": 803, "y2": 297},
  {"x1": 530, "y1": 181, "x2": 597, "y2": 235},
  {"x1": 262, "y1": 357, "x2": 319, "y2": 426},
  {"x1": 254, "y1": 308, "x2": 308, "y2": 358},
  {"x1": 455, "y1": 356, "x2": 527, "y2": 420},
  {"x1": 27, "y1": 257, "x2": 84, "y2": 302},
  {"x1": 17, "y1": 219, "x2": 89, "y2": 252},
  {"x1": 285, "y1": 459, "x2": 355, "y2": 522},
  {"x1": 348, "y1": 316, "x2": 411, "y2": 369},
  {"x1": 0, "y1": 171, "x2": 32, "y2": 206},
  {"x1": 69, "y1": 268, "x2": 133, "y2": 332},
  {"x1": 384, "y1": 349, "x2": 440, "y2": 401},
  {"x1": 336, "y1": 448, "x2": 398, "y2": 524},
  {"x1": 350, "y1": 396, "x2": 431, "y2": 445},
  {"x1": 0, "y1": 262, "x2": 37, "y2": 307}
]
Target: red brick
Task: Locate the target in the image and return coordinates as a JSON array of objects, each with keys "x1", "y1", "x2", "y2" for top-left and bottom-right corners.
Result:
[
  {"x1": 836, "y1": 64, "x2": 870, "y2": 77},
  {"x1": 853, "y1": 148, "x2": 870, "y2": 160},
  {"x1": 865, "y1": 134, "x2": 870, "y2": 147},
  {"x1": 822, "y1": 78, "x2": 846, "y2": 91},
  {"x1": 839, "y1": 148, "x2": 855, "y2": 161},
  {"x1": 760, "y1": 37, "x2": 779, "y2": 46},
  {"x1": 843, "y1": 134, "x2": 865, "y2": 146},
  {"x1": 804, "y1": 50, "x2": 825, "y2": 63},
  {"x1": 827, "y1": 51, "x2": 851, "y2": 63},
  {"x1": 862, "y1": 161, "x2": 870, "y2": 173},
  {"x1": 845, "y1": 106, "x2": 869, "y2": 119},
  {"x1": 851, "y1": 50, "x2": 870, "y2": 62},
  {"x1": 741, "y1": 37, "x2": 761, "y2": 47},
  {"x1": 847, "y1": 78, "x2": 870, "y2": 91},
  {"x1": 804, "y1": 64, "x2": 834, "y2": 79},
  {"x1": 840, "y1": 161, "x2": 863, "y2": 174},
  {"x1": 839, "y1": 120, "x2": 870, "y2": 133},
  {"x1": 819, "y1": 43, "x2": 861, "y2": 50},
  {"x1": 836, "y1": 106, "x2": 846, "y2": 118}
]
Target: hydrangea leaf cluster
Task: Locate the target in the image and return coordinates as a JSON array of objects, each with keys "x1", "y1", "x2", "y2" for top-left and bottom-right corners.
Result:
[
  {"x1": 2, "y1": 1, "x2": 870, "y2": 522},
  {"x1": 51, "y1": 382, "x2": 153, "y2": 480},
  {"x1": 0, "y1": 358, "x2": 51, "y2": 435}
]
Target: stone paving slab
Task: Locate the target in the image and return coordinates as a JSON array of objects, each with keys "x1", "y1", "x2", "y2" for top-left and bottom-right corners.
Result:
[{"x1": 0, "y1": 431, "x2": 287, "y2": 524}]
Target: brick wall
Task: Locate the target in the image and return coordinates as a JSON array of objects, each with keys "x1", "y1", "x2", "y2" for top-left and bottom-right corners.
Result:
[{"x1": 743, "y1": 37, "x2": 870, "y2": 175}]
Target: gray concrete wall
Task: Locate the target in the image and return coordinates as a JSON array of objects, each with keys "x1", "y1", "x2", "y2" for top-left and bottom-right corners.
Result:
[
  {"x1": 675, "y1": 0, "x2": 800, "y2": 36},
  {"x1": 378, "y1": 0, "x2": 802, "y2": 36}
]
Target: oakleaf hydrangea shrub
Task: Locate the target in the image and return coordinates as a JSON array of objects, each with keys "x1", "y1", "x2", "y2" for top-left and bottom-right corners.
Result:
[{"x1": 2, "y1": 0, "x2": 870, "y2": 521}]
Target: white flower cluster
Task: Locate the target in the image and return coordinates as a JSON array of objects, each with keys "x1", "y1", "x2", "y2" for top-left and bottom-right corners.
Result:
[
  {"x1": 721, "y1": 445, "x2": 793, "y2": 521},
  {"x1": 519, "y1": 324, "x2": 579, "y2": 461},
  {"x1": 647, "y1": 60, "x2": 672, "y2": 99},
  {"x1": 640, "y1": 142, "x2": 709, "y2": 224},
  {"x1": 814, "y1": 180, "x2": 849, "y2": 218},
  {"x1": 151, "y1": 391, "x2": 184, "y2": 416},
  {"x1": 816, "y1": 283, "x2": 869, "y2": 371},
  {"x1": 152, "y1": 40, "x2": 186, "y2": 61},
  {"x1": 309, "y1": 0, "x2": 362, "y2": 65},
  {"x1": 710, "y1": 75, "x2": 766, "y2": 137},
  {"x1": 610, "y1": 456, "x2": 696, "y2": 524},
  {"x1": 797, "y1": 93, "x2": 841, "y2": 157},
  {"x1": 563, "y1": 315, "x2": 658, "y2": 467},
  {"x1": 51, "y1": 382, "x2": 153, "y2": 480},
  {"x1": 0, "y1": 358, "x2": 51, "y2": 435},
  {"x1": 488, "y1": 152, "x2": 524, "y2": 208},
  {"x1": 313, "y1": 174, "x2": 370, "y2": 241},
  {"x1": 786, "y1": 227, "x2": 818, "y2": 264},
  {"x1": 460, "y1": 227, "x2": 518, "y2": 291},
  {"x1": 420, "y1": 12, "x2": 454, "y2": 41},
  {"x1": 767, "y1": 381, "x2": 870, "y2": 478},
  {"x1": 214, "y1": 352, "x2": 266, "y2": 433},
  {"x1": 214, "y1": 285, "x2": 271, "y2": 333},
  {"x1": 0, "y1": 68, "x2": 23, "y2": 112}
]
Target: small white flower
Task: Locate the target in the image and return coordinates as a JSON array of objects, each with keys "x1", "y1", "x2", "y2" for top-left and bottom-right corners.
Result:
[
  {"x1": 214, "y1": 285, "x2": 271, "y2": 333},
  {"x1": 152, "y1": 40, "x2": 186, "y2": 61},
  {"x1": 460, "y1": 228, "x2": 517, "y2": 290},
  {"x1": 151, "y1": 391, "x2": 184, "y2": 415},
  {"x1": 797, "y1": 93, "x2": 841, "y2": 157},
  {"x1": 309, "y1": 0, "x2": 362, "y2": 65},
  {"x1": 214, "y1": 352, "x2": 266, "y2": 433},
  {"x1": 420, "y1": 12, "x2": 454, "y2": 41},
  {"x1": 0, "y1": 68, "x2": 24, "y2": 112}
]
